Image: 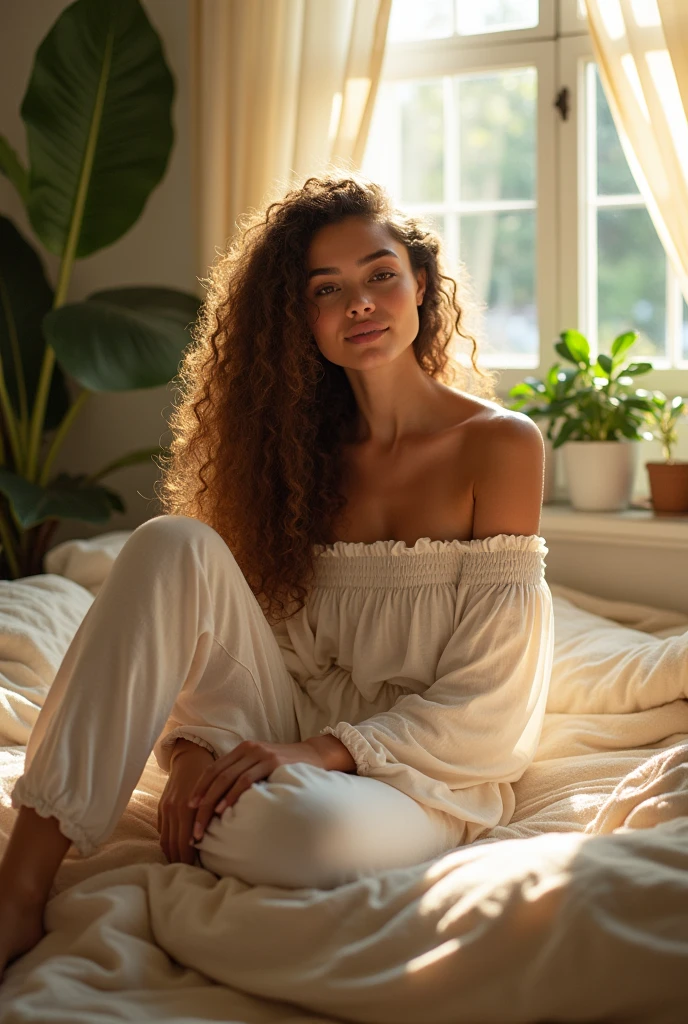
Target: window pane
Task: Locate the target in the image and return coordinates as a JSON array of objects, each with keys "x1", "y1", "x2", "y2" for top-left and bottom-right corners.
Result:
[
  {"x1": 399, "y1": 82, "x2": 444, "y2": 203},
  {"x1": 595, "y1": 65, "x2": 639, "y2": 196},
  {"x1": 455, "y1": 0, "x2": 538, "y2": 35},
  {"x1": 425, "y1": 213, "x2": 446, "y2": 236},
  {"x1": 387, "y1": 0, "x2": 452, "y2": 42},
  {"x1": 458, "y1": 68, "x2": 536, "y2": 201},
  {"x1": 460, "y1": 211, "x2": 537, "y2": 357},
  {"x1": 598, "y1": 207, "x2": 666, "y2": 358}
]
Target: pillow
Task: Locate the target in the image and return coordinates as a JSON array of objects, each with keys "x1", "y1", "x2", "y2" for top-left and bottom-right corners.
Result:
[
  {"x1": 549, "y1": 592, "x2": 688, "y2": 716},
  {"x1": 0, "y1": 575, "x2": 93, "y2": 745},
  {"x1": 44, "y1": 530, "x2": 134, "y2": 596}
]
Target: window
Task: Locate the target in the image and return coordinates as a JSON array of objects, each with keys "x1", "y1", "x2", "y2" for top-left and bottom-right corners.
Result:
[
  {"x1": 362, "y1": 0, "x2": 687, "y2": 396},
  {"x1": 584, "y1": 63, "x2": 688, "y2": 371},
  {"x1": 386, "y1": 0, "x2": 540, "y2": 40}
]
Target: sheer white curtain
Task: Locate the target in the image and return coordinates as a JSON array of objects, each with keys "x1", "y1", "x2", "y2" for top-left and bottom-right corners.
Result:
[
  {"x1": 189, "y1": 0, "x2": 392, "y2": 282},
  {"x1": 584, "y1": 0, "x2": 688, "y2": 301}
]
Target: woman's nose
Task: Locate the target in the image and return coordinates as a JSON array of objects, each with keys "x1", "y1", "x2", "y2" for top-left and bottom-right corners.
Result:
[{"x1": 346, "y1": 291, "x2": 375, "y2": 316}]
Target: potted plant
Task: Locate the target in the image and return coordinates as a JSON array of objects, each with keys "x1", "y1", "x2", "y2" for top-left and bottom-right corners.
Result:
[
  {"x1": 0, "y1": 0, "x2": 200, "y2": 579},
  {"x1": 505, "y1": 362, "x2": 580, "y2": 503},
  {"x1": 547, "y1": 329, "x2": 654, "y2": 512},
  {"x1": 639, "y1": 391, "x2": 688, "y2": 514}
]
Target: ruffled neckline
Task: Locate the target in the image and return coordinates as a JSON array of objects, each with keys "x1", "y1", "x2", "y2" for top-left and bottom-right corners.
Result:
[{"x1": 313, "y1": 534, "x2": 548, "y2": 558}]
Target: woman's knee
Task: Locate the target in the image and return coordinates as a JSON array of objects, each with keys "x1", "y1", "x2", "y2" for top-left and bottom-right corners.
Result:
[
  {"x1": 131, "y1": 513, "x2": 219, "y2": 548},
  {"x1": 120, "y1": 515, "x2": 231, "y2": 569}
]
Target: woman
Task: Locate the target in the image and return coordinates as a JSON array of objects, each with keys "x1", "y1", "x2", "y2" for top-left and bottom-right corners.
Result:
[{"x1": 0, "y1": 172, "x2": 554, "y2": 979}]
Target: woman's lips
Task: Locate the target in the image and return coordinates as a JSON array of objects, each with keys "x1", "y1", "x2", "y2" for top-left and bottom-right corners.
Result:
[{"x1": 346, "y1": 327, "x2": 389, "y2": 344}]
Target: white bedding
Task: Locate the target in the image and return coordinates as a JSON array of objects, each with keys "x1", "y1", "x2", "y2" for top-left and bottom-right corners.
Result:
[{"x1": 0, "y1": 531, "x2": 687, "y2": 1023}]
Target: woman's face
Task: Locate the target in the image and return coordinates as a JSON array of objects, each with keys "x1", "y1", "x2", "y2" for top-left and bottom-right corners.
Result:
[{"x1": 304, "y1": 216, "x2": 426, "y2": 369}]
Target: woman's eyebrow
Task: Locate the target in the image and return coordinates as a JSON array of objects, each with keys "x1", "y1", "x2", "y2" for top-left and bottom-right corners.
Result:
[{"x1": 307, "y1": 248, "x2": 399, "y2": 280}]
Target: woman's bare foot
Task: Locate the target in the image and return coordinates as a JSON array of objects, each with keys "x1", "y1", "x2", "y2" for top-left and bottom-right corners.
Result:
[{"x1": 0, "y1": 894, "x2": 46, "y2": 984}]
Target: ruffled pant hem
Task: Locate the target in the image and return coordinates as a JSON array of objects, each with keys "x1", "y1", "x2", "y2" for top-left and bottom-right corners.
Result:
[{"x1": 10, "y1": 782, "x2": 99, "y2": 858}]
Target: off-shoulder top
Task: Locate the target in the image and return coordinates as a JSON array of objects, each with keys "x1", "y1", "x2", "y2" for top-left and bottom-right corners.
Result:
[{"x1": 270, "y1": 533, "x2": 555, "y2": 844}]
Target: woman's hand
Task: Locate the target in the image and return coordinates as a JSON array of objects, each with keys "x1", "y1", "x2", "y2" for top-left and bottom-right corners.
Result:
[
  {"x1": 158, "y1": 740, "x2": 215, "y2": 864},
  {"x1": 187, "y1": 740, "x2": 328, "y2": 843}
]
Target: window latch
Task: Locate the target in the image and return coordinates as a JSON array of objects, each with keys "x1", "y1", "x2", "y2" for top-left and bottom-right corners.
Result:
[{"x1": 554, "y1": 87, "x2": 570, "y2": 121}]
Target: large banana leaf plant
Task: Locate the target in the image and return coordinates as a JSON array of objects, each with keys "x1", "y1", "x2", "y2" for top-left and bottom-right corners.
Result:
[{"x1": 0, "y1": 0, "x2": 200, "y2": 579}]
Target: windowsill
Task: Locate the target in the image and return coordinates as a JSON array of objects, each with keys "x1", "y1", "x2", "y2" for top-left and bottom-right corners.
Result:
[{"x1": 540, "y1": 494, "x2": 688, "y2": 550}]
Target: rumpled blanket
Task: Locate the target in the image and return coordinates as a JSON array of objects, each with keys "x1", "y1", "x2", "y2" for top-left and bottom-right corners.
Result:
[{"x1": 0, "y1": 533, "x2": 686, "y2": 1023}]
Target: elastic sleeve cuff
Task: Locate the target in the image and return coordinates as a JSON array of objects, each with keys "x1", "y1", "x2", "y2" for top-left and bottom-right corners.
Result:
[
  {"x1": 320, "y1": 722, "x2": 378, "y2": 776},
  {"x1": 154, "y1": 728, "x2": 218, "y2": 773}
]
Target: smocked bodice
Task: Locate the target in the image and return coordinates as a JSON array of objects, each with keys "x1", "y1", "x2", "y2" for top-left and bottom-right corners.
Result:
[{"x1": 310, "y1": 534, "x2": 548, "y2": 588}]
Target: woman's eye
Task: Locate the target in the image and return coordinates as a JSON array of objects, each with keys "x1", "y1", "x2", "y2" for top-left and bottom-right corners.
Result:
[{"x1": 314, "y1": 271, "x2": 395, "y2": 297}]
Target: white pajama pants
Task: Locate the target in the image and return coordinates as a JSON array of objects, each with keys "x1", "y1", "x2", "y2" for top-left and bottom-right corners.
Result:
[{"x1": 12, "y1": 515, "x2": 464, "y2": 890}]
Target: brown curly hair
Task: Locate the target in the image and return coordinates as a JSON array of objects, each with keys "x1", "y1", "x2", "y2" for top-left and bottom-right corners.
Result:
[{"x1": 156, "y1": 170, "x2": 498, "y2": 626}]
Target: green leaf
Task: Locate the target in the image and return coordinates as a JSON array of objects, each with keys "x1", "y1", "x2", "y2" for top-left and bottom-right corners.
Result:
[
  {"x1": 622, "y1": 362, "x2": 653, "y2": 376},
  {"x1": 596, "y1": 354, "x2": 612, "y2": 375},
  {"x1": 546, "y1": 364, "x2": 560, "y2": 388},
  {"x1": 515, "y1": 406, "x2": 548, "y2": 419},
  {"x1": 555, "y1": 341, "x2": 577, "y2": 366},
  {"x1": 0, "y1": 135, "x2": 29, "y2": 206},
  {"x1": 559, "y1": 330, "x2": 591, "y2": 366},
  {"x1": 623, "y1": 395, "x2": 654, "y2": 411},
  {"x1": 548, "y1": 398, "x2": 578, "y2": 415},
  {"x1": 20, "y1": 0, "x2": 174, "y2": 259},
  {"x1": 42, "y1": 286, "x2": 200, "y2": 391},
  {"x1": 88, "y1": 444, "x2": 163, "y2": 482},
  {"x1": 552, "y1": 418, "x2": 584, "y2": 449},
  {"x1": 0, "y1": 216, "x2": 70, "y2": 433},
  {"x1": 0, "y1": 468, "x2": 124, "y2": 529},
  {"x1": 618, "y1": 419, "x2": 642, "y2": 440},
  {"x1": 610, "y1": 330, "x2": 638, "y2": 361},
  {"x1": 508, "y1": 382, "x2": 539, "y2": 398}
]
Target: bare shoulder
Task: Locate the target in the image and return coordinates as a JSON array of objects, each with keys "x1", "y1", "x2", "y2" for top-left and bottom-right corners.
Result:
[
  {"x1": 467, "y1": 406, "x2": 545, "y2": 540},
  {"x1": 469, "y1": 403, "x2": 544, "y2": 449},
  {"x1": 444, "y1": 390, "x2": 542, "y2": 450}
]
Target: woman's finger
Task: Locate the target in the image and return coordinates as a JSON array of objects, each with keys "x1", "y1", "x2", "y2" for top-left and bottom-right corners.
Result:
[
  {"x1": 177, "y1": 809, "x2": 197, "y2": 865},
  {"x1": 159, "y1": 810, "x2": 171, "y2": 863},
  {"x1": 168, "y1": 811, "x2": 182, "y2": 864},
  {"x1": 191, "y1": 757, "x2": 258, "y2": 839},
  {"x1": 187, "y1": 751, "x2": 243, "y2": 808},
  {"x1": 215, "y1": 761, "x2": 270, "y2": 814},
  {"x1": 192, "y1": 760, "x2": 275, "y2": 841}
]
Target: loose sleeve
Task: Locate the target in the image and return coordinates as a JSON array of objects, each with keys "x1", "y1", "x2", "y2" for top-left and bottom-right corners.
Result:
[{"x1": 320, "y1": 537, "x2": 555, "y2": 839}]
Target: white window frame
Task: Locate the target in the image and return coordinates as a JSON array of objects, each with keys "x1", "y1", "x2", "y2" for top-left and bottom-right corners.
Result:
[
  {"x1": 558, "y1": 0, "x2": 587, "y2": 36},
  {"x1": 376, "y1": 0, "x2": 688, "y2": 399},
  {"x1": 558, "y1": 30, "x2": 688, "y2": 396},
  {"x1": 378, "y1": 36, "x2": 557, "y2": 396}
]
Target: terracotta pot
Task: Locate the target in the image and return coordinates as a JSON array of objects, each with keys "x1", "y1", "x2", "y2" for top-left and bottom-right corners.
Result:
[
  {"x1": 562, "y1": 440, "x2": 637, "y2": 511},
  {"x1": 646, "y1": 461, "x2": 688, "y2": 514}
]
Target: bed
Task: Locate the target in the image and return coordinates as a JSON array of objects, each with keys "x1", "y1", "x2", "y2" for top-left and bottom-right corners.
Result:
[{"x1": 0, "y1": 528, "x2": 686, "y2": 1023}]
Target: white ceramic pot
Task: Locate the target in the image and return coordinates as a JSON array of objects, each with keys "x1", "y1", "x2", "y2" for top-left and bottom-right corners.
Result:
[{"x1": 562, "y1": 439, "x2": 638, "y2": 511}]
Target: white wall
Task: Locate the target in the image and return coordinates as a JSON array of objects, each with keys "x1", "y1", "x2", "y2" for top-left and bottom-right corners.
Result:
[{"x1": 0, "y1": 0, "x2": 194, "y2": 546}]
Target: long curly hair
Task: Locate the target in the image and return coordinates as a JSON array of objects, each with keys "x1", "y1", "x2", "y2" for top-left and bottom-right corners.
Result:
[{"x1": 156, "y1": 171, "x2": 498, "y2": 625}]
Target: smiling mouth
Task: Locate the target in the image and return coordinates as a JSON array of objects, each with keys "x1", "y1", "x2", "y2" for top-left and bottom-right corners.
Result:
[{"x1": 346, "y1": 327, "x2": 389, "y2": 341}]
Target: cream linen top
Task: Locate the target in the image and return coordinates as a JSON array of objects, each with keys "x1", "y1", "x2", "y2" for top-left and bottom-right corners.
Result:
[{"x1": 270, "y1": 533, "x2": 554, "y2": 844}]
